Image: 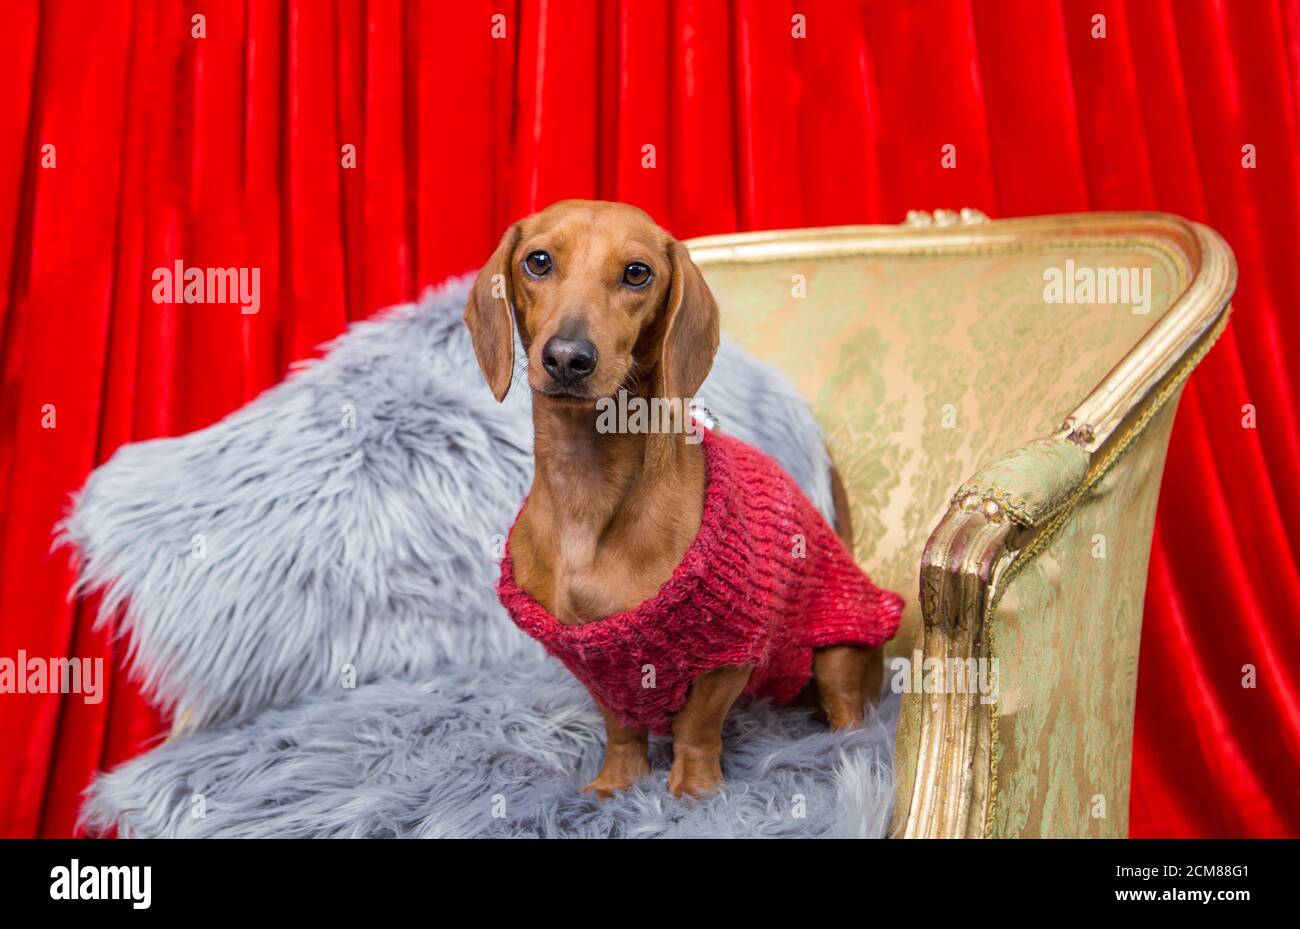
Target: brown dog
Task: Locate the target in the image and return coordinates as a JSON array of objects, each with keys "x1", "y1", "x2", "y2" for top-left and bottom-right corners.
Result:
[{"x1": 465, "y1": 199, "x2": 883, "y2": 799}]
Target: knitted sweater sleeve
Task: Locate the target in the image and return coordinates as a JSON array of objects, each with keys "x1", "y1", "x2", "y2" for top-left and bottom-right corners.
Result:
[{"x1": 799, "y1": 499, "x2": 905, "y2": 650}]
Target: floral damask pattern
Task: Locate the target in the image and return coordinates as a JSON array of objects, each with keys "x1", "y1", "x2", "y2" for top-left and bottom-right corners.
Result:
[{"x1": 702, "y1": 243, "x2": 1178, "y2": 656}]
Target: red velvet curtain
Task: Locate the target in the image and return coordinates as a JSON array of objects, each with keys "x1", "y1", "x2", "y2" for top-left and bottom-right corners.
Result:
[{"x1": 1, "y1": 0, "x2": 1297, "y2": 838}]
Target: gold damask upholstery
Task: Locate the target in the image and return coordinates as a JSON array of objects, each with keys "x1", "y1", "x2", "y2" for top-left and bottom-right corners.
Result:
[{"x1": 686, "y1": 211, "x2": 1235, "y2": 838}]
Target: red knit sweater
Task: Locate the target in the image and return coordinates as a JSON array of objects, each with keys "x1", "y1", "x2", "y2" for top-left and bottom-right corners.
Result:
[{"x1": 497, "y1": 430, "x2": 904, "y2": 735}]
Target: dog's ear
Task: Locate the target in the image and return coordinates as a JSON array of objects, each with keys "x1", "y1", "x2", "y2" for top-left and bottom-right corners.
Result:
[
  {"x1": 659, "y1": 241, "x2": 720, "y2": 400},
  {"x1": 465, "y1": 223, "x2": 521, "y2": 402}
]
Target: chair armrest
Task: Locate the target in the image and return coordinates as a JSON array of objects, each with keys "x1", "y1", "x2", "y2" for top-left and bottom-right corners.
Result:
[
  {"x1": 952, "y1": 439, "x2": 1090, "y2": 529},
  {"x1": 892, "y1": 437, "x2": 1089, "y2": 837},
  {"x1": 894, "y1": 311, "x2": 1223, "y2": 836},
  {"x1": 922, "y1": 437, "x2": 1090, "y2": 640}
]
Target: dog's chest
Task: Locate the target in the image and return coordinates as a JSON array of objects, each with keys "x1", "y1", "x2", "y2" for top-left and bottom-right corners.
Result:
[
  {"x1": 549, "y1": 545, "x2": 675, "y2": 625},
  {"x1": 513, "y1": 508, "x2": 691, "y2": 625}
]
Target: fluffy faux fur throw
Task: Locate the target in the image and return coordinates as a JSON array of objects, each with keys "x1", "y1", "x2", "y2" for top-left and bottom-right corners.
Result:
[{"x1": 63, "y1": 276, "x2": 897, "y2": 838}]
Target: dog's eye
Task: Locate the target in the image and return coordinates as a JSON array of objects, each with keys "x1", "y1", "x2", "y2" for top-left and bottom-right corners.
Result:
[
  {"x1": 622, "y1": 262, "x2": 652, "y2": 288},
  {"x1": 524, "y1": 251, "x2": 552, "y2": 278}
]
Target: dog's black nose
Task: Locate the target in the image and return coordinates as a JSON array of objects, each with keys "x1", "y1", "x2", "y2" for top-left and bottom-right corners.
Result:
[{"x1": 541, "y1": 336, "x2": 597, "y2": 385}]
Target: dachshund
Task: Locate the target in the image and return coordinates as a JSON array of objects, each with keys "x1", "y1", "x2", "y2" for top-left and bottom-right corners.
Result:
[{"x1": 465, "y1": 199, "x2": 887, "y2": 799}]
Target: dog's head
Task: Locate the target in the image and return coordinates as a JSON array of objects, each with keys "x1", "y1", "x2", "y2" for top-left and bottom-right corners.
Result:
[{"x1": 464, "y1": 199, "x2": 719, "y2": 406}]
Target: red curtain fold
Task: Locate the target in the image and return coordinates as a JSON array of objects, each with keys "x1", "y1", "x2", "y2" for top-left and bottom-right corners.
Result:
[{"x1": 0, "y1": 0, "x2": 1296, "y2": 838}]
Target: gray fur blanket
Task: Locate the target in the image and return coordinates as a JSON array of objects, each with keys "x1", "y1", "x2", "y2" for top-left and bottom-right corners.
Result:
[{"x1": 63, "y1": 276, "x2": 897, "y2": 838}]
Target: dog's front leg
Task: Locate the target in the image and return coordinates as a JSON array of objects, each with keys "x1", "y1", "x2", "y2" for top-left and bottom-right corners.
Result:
[
  {"x1": 582, "y1": 702, "x2": 650, "y2": 799},
  {"x1": 668, "y1": 665, "x2": 752, "y2": 799}
]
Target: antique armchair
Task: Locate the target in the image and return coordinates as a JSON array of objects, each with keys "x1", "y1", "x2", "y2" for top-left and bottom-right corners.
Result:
[
  {"x1": 82, "y1": 210, "x2": 1233, "y2": 839},
  {"x1": 687, "y1": 211, "x2": 1236, "y2": 838}
]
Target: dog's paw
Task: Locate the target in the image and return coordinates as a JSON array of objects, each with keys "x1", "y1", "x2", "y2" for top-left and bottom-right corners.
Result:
[
  {"x1": 582, "y1": 753, "x2": 651, "y2": 800},
  {"x1": 581, "y1": 775, "x2": 634, "y2": 800},
  {"x1": 667, "y1": 745, "x2": 724, "y2": 800}
]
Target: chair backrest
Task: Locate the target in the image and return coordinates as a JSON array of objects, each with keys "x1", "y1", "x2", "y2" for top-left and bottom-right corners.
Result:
[{"x1": 688, "y1": 212, "x2": 1202, "y2": 656}]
